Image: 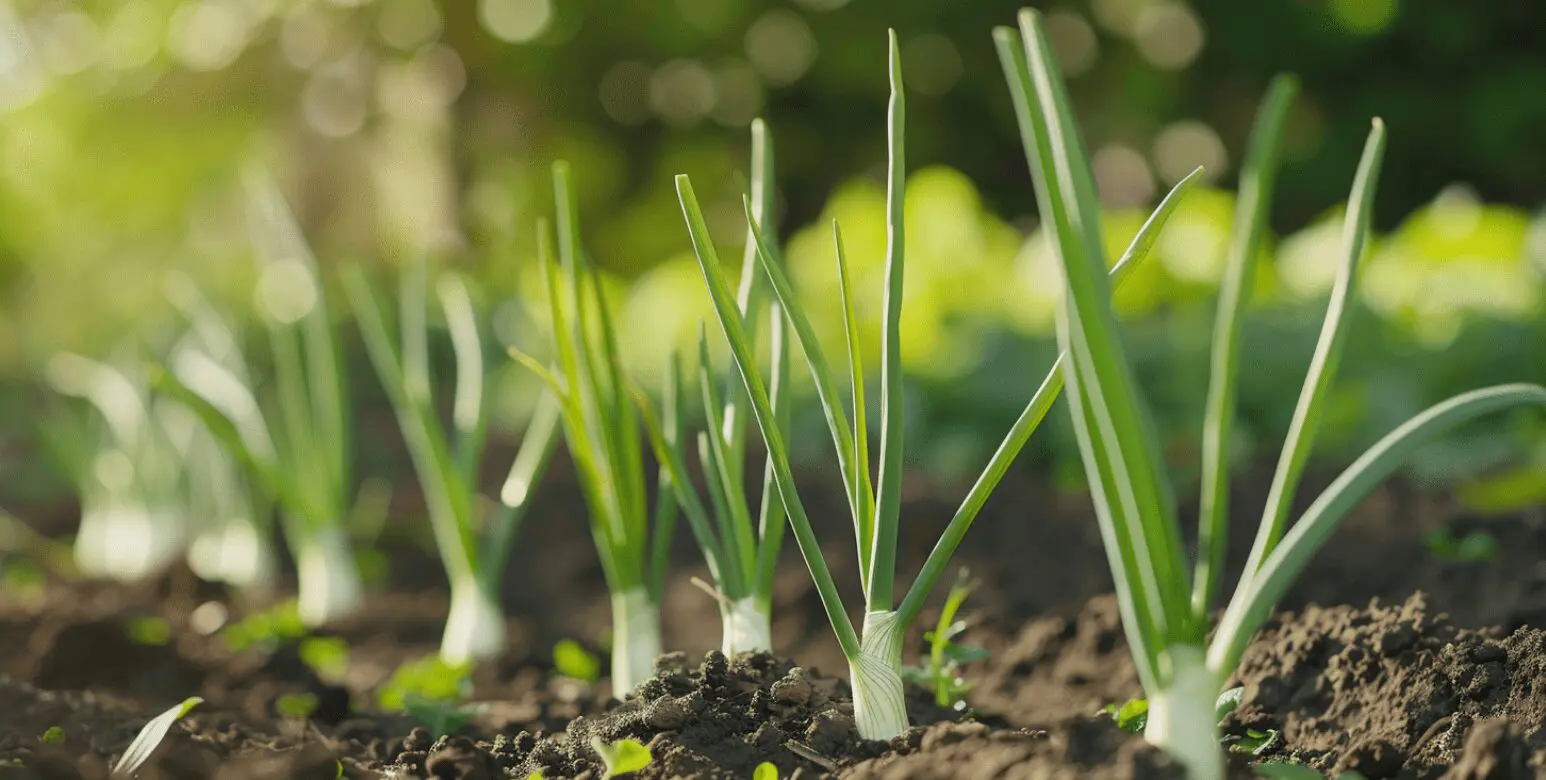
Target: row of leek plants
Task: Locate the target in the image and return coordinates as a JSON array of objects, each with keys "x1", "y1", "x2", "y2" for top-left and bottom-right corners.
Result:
[
  {"x1": 996, "y1": 8, "x2": 1546, "y2": 779},
  {"x1": 674, "y1": 32, "x2": 1204, "y2": 739}
]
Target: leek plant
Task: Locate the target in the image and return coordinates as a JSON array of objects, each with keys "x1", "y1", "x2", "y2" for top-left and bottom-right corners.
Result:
[
  {"x1": 635, "y1": 120, "x2": 788, "y2": 658},
  {"x1": 675, "y1": 32, "x2": 1203, "y2": 740},
  {"x1": 510, "y1": 162, "x2": 675, "y2": 697},
  {"x1": 344, "y1": 259, "x2": 561, "y2": 664},
  {"x1": 166, "y1": 275, "x2": 278, "y2": 594},
  {"x1": 154, "y1": 172, "x2": 364, "y2": 627},
  {"x1": 44, "y1": 353, "x2": 189, "y2": 581},
  {"x1": 997, "y1": 10, "x2": 1546, "y2": 778}
]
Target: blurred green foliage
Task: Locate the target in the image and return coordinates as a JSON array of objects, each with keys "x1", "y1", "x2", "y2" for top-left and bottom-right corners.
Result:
[{"x1": 1, "y1": 0, "x2": 1545, "y2": 515}]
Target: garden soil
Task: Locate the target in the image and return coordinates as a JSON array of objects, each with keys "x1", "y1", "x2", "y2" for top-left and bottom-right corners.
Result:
[{"x1": 4, "y1": 465, "x2": 1546, "y2": 778}]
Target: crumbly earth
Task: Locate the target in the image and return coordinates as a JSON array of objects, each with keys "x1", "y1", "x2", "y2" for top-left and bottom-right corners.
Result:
[{"x1": 7, "y1": 472, "x2": 1546, "y2": 777}]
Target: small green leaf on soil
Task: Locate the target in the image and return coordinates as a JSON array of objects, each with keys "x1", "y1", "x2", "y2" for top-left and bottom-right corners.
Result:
[
  {"x1": 753, "y1": 761, "x2": 779, "y2": 780},
  {"x1": 276, "y1": 692, "x2": 319, "y2": 719},
  {"x1": 41, "y1": 726, "x2": 65, "y2": 745},
  {"x1": 554, "y1": 638, "x2": 601, "y2": 682},
  {"x1": 590, "y1": 737, "x2": 652, "y2": 777},
  {"x1": 1100, "y1": 698, "x2": 1149, "y2": 732}
]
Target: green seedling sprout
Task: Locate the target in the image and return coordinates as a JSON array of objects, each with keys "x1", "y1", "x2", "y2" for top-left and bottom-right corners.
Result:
[
  {"x1": 344, "y1": 259, "x2": 561, "y2": 664},
  {"x1": 677, "y1": 31, "x2": 1202, "y2": 740},
  {"x1": 902, "y1": 568, "x2": 986, "y2": 711},
  {"x1": 589, "y1": 737, "x2": 652, "y2": 778},
  {"x1": 634, "y1": 119, "x2": 789, "y2": 657},
  {"x1": 997, "y1": 9, "x2": 1546, "y2": 779},
  {"x1": 41, "y1": 726, "x2": 65, "y2": 745},
  {"x1": 111, "y1": 696, "x2": 202, "y2": 778},
  {"x1": 153, "y1": 170, "x2": 365, "y2": 627},
  {"x1": 43, "y1": 352, "x2": 190, "y2": 581},
  {"x1": 510, "y1": 162, "x2": 675, "y2": 697},
  {"x1": 753, "y1": 762, "x2": 779, "y2": 780}
]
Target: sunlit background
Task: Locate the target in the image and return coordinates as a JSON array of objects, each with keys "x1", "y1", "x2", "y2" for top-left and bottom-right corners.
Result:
[{"x1": 4, "y1": 0, "x2": 1546, "y2": 522}]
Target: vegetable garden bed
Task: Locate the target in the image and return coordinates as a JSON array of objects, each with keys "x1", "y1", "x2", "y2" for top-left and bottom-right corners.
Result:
[{"x1": 2, "y1": 470, "x2": 1543, "y2": 778}]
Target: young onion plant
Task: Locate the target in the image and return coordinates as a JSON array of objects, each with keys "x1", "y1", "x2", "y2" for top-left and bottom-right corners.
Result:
[
  {"x1": 676, "y1": 32, "x2": 1204, "y2": 740},
  {"x1": 154, "y1": 172, "x2": 365, "y2": 627},
  {"x1": 165, "y1": 275, "x2": 278, "y2": 594},
  {"x1": 44, "y1": 353, "x2": 190, "y2": 581},
  {"x1": 344, "y1": 259, "x2": 560, "y2": 664},
  {"x1": 510, "y1": 162, "x2": 675, "y2": 697},
  {"x1": 635, "y1": 120, "x2": 789, "y2": 658},
  {"x1": 997, "y1": 10, "x2": 1546, "y2": 779}
]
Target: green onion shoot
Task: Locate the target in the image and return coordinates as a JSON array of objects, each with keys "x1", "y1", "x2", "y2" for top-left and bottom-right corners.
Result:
[
  {"x1": 511, "y1": 162, "x2": 675, "y2": 697},
  {"x1": 153, "y1": 170, "x2": 365, "y2": 627},
  {"x1": 675, "y1": 31, "x2": 1199, "y2": 740},
  {"x1": 634, "y1": 119, "x2": 788, "y2": 657},
  {"x1": 165, "y1": 274, "x2": 278, "y2": 594},
  {"x1": 44, "y1": 352, "x2": 189, "y2": 581},
  {"x1": 997, "y1": 9, "x2": 1546, "y2": 778},
  {"x1": 344, "y1": 259, "x2": 561, "y2": 664}
]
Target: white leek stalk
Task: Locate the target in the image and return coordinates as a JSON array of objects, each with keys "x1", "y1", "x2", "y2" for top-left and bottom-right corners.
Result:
[
  {"x1": 720, "y1": 596, "x2": 773, "y2": 657},
  {"x1": 74, "y1": 500, "x2": 186, "y2": 581},
  {"x1": 850, "y1": 610, "x2": 908, "y2": 740},
  {"x1": 440, "y1": 582, "x2": 506, "y2": 664},
  {"x1": 1143, "y1": 645, "x2": 1223, "y2": 780},
  {"x1": 294, "y1": 524, "x2": 363, "y2": 627},
  {"x1": 610, "y1": 586, "x2": 661, "y2": 697}
]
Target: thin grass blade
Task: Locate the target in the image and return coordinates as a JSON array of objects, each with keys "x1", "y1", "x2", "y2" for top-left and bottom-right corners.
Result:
[
  {"x1": 999, "y1": 13, "x2": 1193, "y2": 647},
  {"x1": 485, "y1": 390, "x2": 562, "y2": 591},
  {"x1": 867, "y1": 29, "x2": 907, "y2": 613},
  {"x1": 1241, "y1": 119, "x2": 1386, "y2": 585},
  {"x1": 832, "y1": 222, "x2": 875, "y2": 595},
  {"x1": 1193, "y1": 75, "x2": 1299, "y2": 618},
  {"x1": 438, "y1": 273, "x2": 490, "y2": 481},
  {"x1": 697, "y1": 332, "x2": 758, "y2": 590},
  {"x1": 1210, "y1": 383, "x2": 1546, "y2": 674},
  {"x1": 742, "y1": 197, "x2": 868, "y2": 567},
  {"x1": 753, "y1": 303, "x2": 791, "y2": 603}
]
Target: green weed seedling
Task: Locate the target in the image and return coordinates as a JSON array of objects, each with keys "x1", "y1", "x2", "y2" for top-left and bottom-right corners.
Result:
[
  {"x1": 753, "y1": 761, "x2": 780, "y2": 780},
  {"x1": 553, "y1": 638, "x2": 601, "y2": 683},
  {"x1": 1423, "y1": 527, "x2": 1500, "y2": 563},
  {"x1": 590, "y1": 737, "x2": 652, "y2": 778},
  {"x1": 41, "y1": 726, "x2": 65, "y2": 745},
  {"x1": 901, "y1": 569, "x2": 987, "y2": 711},
  {"x1": 275, "y1": 692, "x2": 320, "y2": 720},
  {"x1": 379, "y1": 655, "x2": 476, "y2": 737}
]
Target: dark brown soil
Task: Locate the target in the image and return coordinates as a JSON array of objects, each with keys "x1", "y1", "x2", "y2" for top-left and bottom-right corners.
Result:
[{"x1": 5, "y1": 466, "x2": 1546, "y2": 778}]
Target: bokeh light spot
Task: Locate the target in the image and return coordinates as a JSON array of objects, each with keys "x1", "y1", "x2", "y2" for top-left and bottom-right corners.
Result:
[
  {"x1": 1153, "y1": 120, "x2": 1226, "y2": 185},
  {"x1": 649, "y1": 59, "x2": 717, "y2": 125},
  {"x1": 1134, "y1": 2, "x2": 1205, "y2": 70},
  {"x1": 1093, "y1": 144, "x2": 1156, "y2": 208},
  {"x1": 377, "y1": 0, "x2": 442, "y2": 51},
  {"x1": 480, "y1": 0, "x2": 553, "y2": 44},
  {"x1": 901, "y1": 34, "x2": 963, "y2": 97},
  {"x1": 1045, "y1": 11, "x2": 1100, "y2": 77},
  {"x1": 1330, "y1": 0, "x2": 1399, "y2": 35},
  {"x1": 711, "y1": 61, "x2": 764, "y2": 127},
  {"x1": 599, "y1": 60, "x2": 651, "y2": 125},
  {"x1": 745, "y1": 10, "x2": 816, "y2": 86}
]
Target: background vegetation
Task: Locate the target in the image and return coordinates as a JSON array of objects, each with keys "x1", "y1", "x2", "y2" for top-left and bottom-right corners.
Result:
[{"x1": 4, "y1": 0, "x2": 1545, "y2": 518}]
